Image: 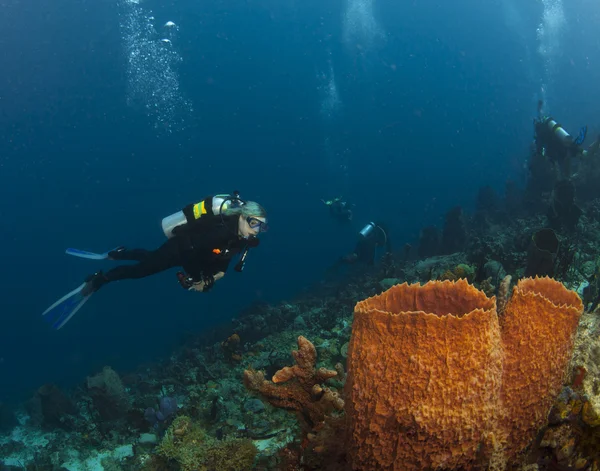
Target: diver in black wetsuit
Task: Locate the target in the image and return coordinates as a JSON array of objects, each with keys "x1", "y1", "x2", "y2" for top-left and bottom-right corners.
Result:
[
  {"x1": 339, "y1": 221, "x2": 391, "y2": 266},
  {"x1": 41, "y1": 193, "x2": 268, "y2": 330},
  {"x1": 321, "y1": 197, "x2": 353, "y2": 223},
  {"x1": 533, "y1": 100, "x2": 589, "y2": 178},
  {"x1": 84, "y1": 196, "x2": 267, "y2": 294}
]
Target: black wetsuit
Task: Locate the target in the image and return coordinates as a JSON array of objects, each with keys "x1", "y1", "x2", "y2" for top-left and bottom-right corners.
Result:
[
  {"x1": 101, "y1": 215, "x2": 250, "y2": 286},
  {"x1": 330, "y1": 201, "x2": 352, "y2": 222}
]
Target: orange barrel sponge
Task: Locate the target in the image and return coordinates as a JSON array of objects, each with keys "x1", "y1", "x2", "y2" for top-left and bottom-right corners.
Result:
[
  {"x1": 500, "y1": 276, "x2": 583, "y2": 461},
  {"x1": 345, "y1": 279, "x2": 503, "y2": 471}
]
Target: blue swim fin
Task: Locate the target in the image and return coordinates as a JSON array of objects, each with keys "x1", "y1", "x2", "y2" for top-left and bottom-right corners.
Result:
[
  {"x1": 574, "y1": 126, "x2": 587, "y2": 146},
  {"x1": 41, "y1": 283, "x2": 92, "y2": 330},
  {"x1": 65, "y1": 247, "x2": 121, "y2": 260}
]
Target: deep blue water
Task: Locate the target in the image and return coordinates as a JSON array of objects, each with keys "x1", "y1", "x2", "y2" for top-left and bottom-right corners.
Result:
[{"x1": 0, "y1": 0, "x2": 598, "y2": 402}]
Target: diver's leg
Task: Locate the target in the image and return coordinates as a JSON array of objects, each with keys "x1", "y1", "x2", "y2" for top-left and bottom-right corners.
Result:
[
  {"x1": 105, "y1": 238, "x2": 183, "y2": 280},
  {"x1": 108, "y1": 247, "x2": 152, "y2": 262},
  {"x1": 82, "y1": 238, "x2": 183, "y2": 294}
]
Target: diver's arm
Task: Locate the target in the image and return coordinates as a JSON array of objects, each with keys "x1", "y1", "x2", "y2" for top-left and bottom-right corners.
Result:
[
  {"x1": 185, "y1": 255, "x2": 229, "y2": 292},
  {"x1": 189, "y1": 272, "x2": 225, "y2": 292}
]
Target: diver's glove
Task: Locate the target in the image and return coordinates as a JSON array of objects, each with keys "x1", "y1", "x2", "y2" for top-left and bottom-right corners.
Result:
[
  {"x1": 186, "y1": 274, "x2": 215, "y2": 292},
  {"x1": 183, "y1": 272, "x2": 224, "y2": 292},
  {"x1": 200, "y1": 274, "x2": 215, "y2": 292}
]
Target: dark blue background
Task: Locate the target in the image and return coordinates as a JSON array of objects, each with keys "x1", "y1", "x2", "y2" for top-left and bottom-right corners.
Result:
[{"x1": 0, "y1": 0, "x2": 598, "y2": 401}]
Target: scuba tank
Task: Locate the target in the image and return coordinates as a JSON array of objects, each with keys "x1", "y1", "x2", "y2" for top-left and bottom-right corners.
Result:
[
  {"x1": 358, "y1": 221, "x2": 389, "y2": 251},
  {"x1": 537, "y1": 117, "x2": 587, "y2": 149},
  {"x1": 535, "y1": 102, "x2": 587, "y2": 149},
  {"x1": 540, "y1": 117, "x2": 573, "y2": 147},
  {"x1": 162, "y1": 210, "x2": 187, "y2": 238},
  {"x1": 161, "y1": 192, "x2": 244, "y2": 238},
  {"x1": 359, "y1": 222, "x2": 376, "y2": 239}
]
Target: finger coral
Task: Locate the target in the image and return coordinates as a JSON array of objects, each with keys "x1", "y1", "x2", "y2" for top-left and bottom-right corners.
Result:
[
  {"x1": 345, "y1": 277, "x2": 583, "y2": 471},
  {"x1": 244, "y1": 336, "x2": 343, "y2": 431}
]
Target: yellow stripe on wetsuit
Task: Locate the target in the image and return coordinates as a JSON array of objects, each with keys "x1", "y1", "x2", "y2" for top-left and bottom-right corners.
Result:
[{"x1": 193, "y1": 201, "x2": 207, "y2": 219}]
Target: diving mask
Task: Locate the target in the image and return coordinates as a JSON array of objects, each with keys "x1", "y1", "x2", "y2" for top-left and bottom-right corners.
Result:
[{"x1": 247, "y1": 216, "x2": 268, "y2": 232}]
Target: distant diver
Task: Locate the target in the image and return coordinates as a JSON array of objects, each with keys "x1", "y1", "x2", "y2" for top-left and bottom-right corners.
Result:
[
  {"x1": 321, "y1": 196, "x2": 354, "y2": 223},
  {"x1": 533, "y1": 100, "x2": 593, "y2": 178},
  {"x1": 41, "y1": 192, "x2": 268, "y2": 329},
  {"x1": 336, "y1": 221, "x2": 391, "y2": 267}
]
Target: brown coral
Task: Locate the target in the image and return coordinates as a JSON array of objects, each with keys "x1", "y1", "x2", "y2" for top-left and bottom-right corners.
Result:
[
  {"x1": 272, "y1": 336, "x2": 338, "y2": 386},
  {"x1": 221, "y1": 333, "x2": 242, "y2": 362},
  {"x1": 345, "y1": 277, "x2": 583, "y2": 471},
  {"x1": 244, "y1": 336, "x2": 343, "y2": 431}
]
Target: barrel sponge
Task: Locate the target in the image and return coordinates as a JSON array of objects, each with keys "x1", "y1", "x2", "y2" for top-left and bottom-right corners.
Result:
[
  {"x1": 500, "y1": 276, "x2": 583, "y2": 460},
  {"x1": 345, "y1": 279, "x2": 504, "y2": 471},
  {"x1": 345, "y1": 277, "x2": 584, "y2": 471}
]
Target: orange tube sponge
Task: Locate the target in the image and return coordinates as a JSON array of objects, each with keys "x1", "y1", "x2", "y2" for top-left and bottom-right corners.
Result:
[
  {"x1": 346, "y1": 277, "x2": 583, "y2": 471},
  {"x1": 500, "y1": 277, "x2": 583, "y2": 460},
  {"x1": 346, "y1": 279, "x2": 503, "y2": 471}
]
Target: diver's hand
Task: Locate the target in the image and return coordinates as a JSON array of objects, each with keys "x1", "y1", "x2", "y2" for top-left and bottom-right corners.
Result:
[
  {"x1": 189, "y1": 272, "x2": 225, "y2": 292},
  {"x1": 189, "y1": 281, "x2": 208, "y2": 292}
]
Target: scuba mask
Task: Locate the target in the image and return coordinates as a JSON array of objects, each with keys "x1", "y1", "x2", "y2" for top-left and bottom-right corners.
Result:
[{"x1": 247, "y1": 216, "x2": 268, "y2": 232}]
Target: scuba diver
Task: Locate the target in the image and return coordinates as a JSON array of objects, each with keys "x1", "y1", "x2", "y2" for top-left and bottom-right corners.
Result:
[
  {"x1": 533, "y1": 100, "x2": 589, "y2": 178},
  {"x1": 41, "y1": 192, "x2": 268, "y2": 330},
  {"x1": 338, "y1": 221, "x2": 391, "y2": 266},
  {"x1": 321, "y1": 197, "x2": 353, "y2": 223}
]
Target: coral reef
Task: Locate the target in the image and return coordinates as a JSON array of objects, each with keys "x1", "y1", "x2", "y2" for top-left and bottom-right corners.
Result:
[
  {"x1": 569, "y1": 309, "x2": 600, "y2": 426},
  {"x1": 144, "y1": 396, "x2": 177, "y2": 427},
  {"x1": 438, "y1": 263, "x2": 476, "y2": 282},
  {"x1": 156, "y1": 415, "x2": 257, "y2": 471},
  {"x1": 27, "y1": 384, "x2": 75, "y2": 430},
  {"x1": 87, "y1": 366, "x2": 131, "y2": 422},
  {"x1": 244, "y1": 336, "x2": 344, "y2": 433},
  {"x1": 221, "y1": 333, "x2": 243, "y2": 362},
  {"x1": 4, "y1": 155, "x2": 600, "y2": 470}
]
